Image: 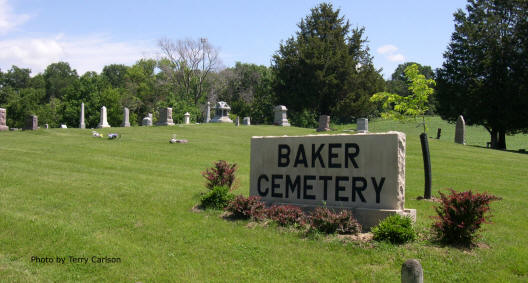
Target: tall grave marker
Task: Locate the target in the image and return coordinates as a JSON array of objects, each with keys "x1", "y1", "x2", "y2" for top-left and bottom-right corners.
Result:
[
  {"x1": 79, "y1": 102, "x2": 86, "y2": 129},
  {"x1": 121, "y1": 107, "x2": 130, "y2": 127},
  {"x1": 97, "y1": 106, "x2": 111, "y2": 128},
  {"x1": 455, "y1": 115, "x2": 465, "y2": 145},
  {"x1": 273, "y1": 105, "x2": 290, "y2": 126},
  {"x1": 250, "y1": 132, "x2": 415, "y2": 229},
  {"x1": 0, "y1": 108, "x2": 8, "y2": 131}
]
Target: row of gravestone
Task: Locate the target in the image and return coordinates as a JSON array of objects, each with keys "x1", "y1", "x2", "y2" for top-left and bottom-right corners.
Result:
[{"x1": 0, "y1": 106, "x2": 468, "y2": 144}]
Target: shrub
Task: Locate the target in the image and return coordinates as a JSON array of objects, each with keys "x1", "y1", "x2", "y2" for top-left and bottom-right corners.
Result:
[
  {"x1": 200, "y1": 186, "x2": 234, "y2": 210},
  {"x1": 267, "y1": 205, "x2": 306, "y2": 227},
  {"x1": 309, "y1": 207, "x2": 361, "y2": 235},
  {"x1": 432, "y1": 189, "x2": 500, "y2": 246},
  {"x1": 226, "y1": 195, "x2": 266, "y2": 220},
  {"x1": 372, "y1": 214, "x2": 416, "y2": 244},
  {"x1": 202, "y1": 160, "x2": 238, "y2": 190}
]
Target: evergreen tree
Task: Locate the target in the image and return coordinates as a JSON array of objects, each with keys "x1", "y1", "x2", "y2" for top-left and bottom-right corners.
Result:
[
  {"x1": 436, "y1": 0, "x2": 528, "y2": 149},
  {"x1": 272, "y1": 3, "x2": 383, "y2": 125}
]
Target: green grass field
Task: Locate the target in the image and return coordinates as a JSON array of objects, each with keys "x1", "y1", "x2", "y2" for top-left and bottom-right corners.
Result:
[{"x1": 1, "y1": 117, "x2": 527, "y2": 282}]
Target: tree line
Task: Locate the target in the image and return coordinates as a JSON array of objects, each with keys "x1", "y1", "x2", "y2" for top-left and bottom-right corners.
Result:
[{"x1": 1, "y1": 1, "x2": 526, "y2": 149}]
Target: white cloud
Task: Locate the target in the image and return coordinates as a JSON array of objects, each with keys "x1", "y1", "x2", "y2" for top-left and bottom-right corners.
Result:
[
  {"x1": 0, "y1": 0, "x2": 31, "y2": 34},
  {"x1": 0, "y1": 34, "x2": 158, "y2": 74},
  {"x1": 377, "y1": 45, "x2": 398, "y2": 55},
  {"x1": 376, "y1": 44, "x2": 405, "y2": 63}
]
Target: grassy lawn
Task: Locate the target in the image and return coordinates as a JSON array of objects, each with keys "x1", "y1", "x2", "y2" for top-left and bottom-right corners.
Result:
[{"x1": 0, "y1": 117, "x2": 527, "y2": 282}]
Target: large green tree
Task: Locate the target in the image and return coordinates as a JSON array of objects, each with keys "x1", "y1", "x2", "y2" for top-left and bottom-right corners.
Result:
[
  {"x1": 272, "y1": 2, "x2": 383, "y2": 125},
  {"x1": 436, "y1": 0, "x2": 528, "y2": 149},
  {"x1": 387, "y1": 62, "x2": 434, "y2": 97},
  {"x1": 216, "y1": 62, "x2": 275, "y2": 124}
]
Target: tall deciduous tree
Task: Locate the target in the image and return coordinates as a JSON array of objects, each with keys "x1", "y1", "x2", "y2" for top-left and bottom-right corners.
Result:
[
  {"x1": 436, "y1": 0, "x2": 528, "y2": 149},
  {"x1": 272, "y1": 2, "x2": 383, "y2": 125},
  {"x1": 158, "y1": 37, "x2": 221, "y2": 106}
]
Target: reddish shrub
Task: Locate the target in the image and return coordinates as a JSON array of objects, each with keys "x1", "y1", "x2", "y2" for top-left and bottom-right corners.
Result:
[
  {"x1": 309, "y1": 207, "x2": 361, "y2": 235},
  {"x1": 226, "y1": 195, "x2": 266, "y2": 220},
  {"x1": 202, "y1": 160, "x2": 238, "y2": 190},
  {"x1": 267, "y1": 205, "x2": 306, "y2": 226},
  {"x1": 432, "y1": 189, "x2": 500, "y2": 246}
]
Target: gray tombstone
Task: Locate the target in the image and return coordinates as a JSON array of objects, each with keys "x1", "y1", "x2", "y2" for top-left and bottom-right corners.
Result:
[
  {"x1": 24, "y1": 115, "x2": 38, "y2": 130},
  {"x1": 97, "y1": 106, "x2": 111, "y2": 128},
  {"x1": 184, "y1": 112, "x2": 190, "y2": 124},
  {"x1": 142, "y1": 113, "x2": 153, "y2": 126},
  {"x1": 44, "y1": 124, "x2": 49, "y2": 129},
  {"x1": 60, "y1": 124, "x2": 67, "y2": 129},
  {"x1": 211, "y1": 101, "x2": 233, "y2": 123},
  {"x1": 357, "y1": 118, "x2": 368, "y2": 133},
  {"x1": 242, "y1": 117, "x2": 251, "y2": 126},
  {"x1": 0, "y1": 108, "x2": 8, "y2": 131},
  {"x1": 79, "y1": 102, "x2": 86, "y2": 129},
  {"x1": 455, "y1": 115, "x2": 466, "y2": 145},
  {"x1": 235, "y1": 116, "x2": 240, "y2": 126},
  {"x1": 206, "y1": 102, "x2": 211, "y2": 123},
  {"x1": 157, "y1": 107, "x2": 175, "y2": 126},
  {"x1": 317, "y1": 115, "x2": 330, "y2": 132},
  {"x1": 273, "y1": 105, "x2": 290, "y2": 126},
  {"x1": 401, "y1": 259, "x2": 423, "y2": 283},
  {"x1": 121, "y1": 107, "x2": 130, "y2": 127}
]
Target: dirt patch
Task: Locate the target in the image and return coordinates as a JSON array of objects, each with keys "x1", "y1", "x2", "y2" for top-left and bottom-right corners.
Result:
[{"x1": 416, "y1": 196, "x2": 441, "y2": 202}]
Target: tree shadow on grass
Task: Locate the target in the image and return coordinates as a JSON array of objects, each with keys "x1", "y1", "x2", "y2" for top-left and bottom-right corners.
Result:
[{"x1": 469, "y1": 145, "x2": 528, "y2": 155}]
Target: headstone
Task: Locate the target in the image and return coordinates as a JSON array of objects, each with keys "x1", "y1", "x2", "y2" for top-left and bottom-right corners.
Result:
[
  {"x1": 121, "y1": 107, "x2": 130, "y2": 127},
  {"x1": 401, "y1": 259, "x2": 423, "y2": 283},
  {"x1": 184, "y1": 112, "x2": 190, "y2": 125},
  {"x1": 317, "y1": 115, "x2": 331, "y2": 132},
  {"x1": 242, "y1": 117, "x2": 251, "y2": 126},
  {"x1": 235, "y1": 117, "x2": 240, "y2": 126},
  {"x1": 206, "y1": 102, "x2": 211, "y2": 123},
  {"x1": 79, "y1": 102, "x2": 86, "y2": 129},
  {"x1": 211, "y1": 101, "x2": 233, "y2": 123},
  {"x1": 273, "y1": 105, "x2": 290, "y2": 126},
  {"x1": 45, "y1": 124, "x2": 49, "y2": 129},
  {"x1": 436, "y1": 128, "x2": 441, "y2": 139},
  {"x1": 60, "y1": 124, "x2": 67, "y2": 128},
  {"x1": 142, "y1": 113, "x2": 153, "y2": 126},
  {"x1": 24, "y1": 115, "x2": 38, "y2": 131},
  {"x1": 455, "y1": 115, "x2": 465, "y2": 145},
  {"x1": 97, "y1": 106, "x2": 111, "y2": 128},
  {"x1": 0, "y1": 108, "x2": 8, "y2": 131},
  {"x1": 250, "y1": 132, "x2": 415, "y2": 230},
  {"x1": 357, "y1": 118, "x2": 368, "y2": 133},
  {"x1": 157, "y1": 107, "x2": 175, "y2": 126}
]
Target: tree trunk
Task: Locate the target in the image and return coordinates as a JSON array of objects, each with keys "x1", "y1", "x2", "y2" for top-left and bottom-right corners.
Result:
[
  {"x1": 497, "y1": 130, "x2": 506, "y2": 150},
  {"x1": 489, "y1": 129, "x2": 498, "y2": 149}
]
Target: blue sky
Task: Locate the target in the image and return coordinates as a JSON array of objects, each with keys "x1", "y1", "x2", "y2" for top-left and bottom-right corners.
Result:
[{"x1": 0, "y1": 0, "x2": 467, "y2": 78}]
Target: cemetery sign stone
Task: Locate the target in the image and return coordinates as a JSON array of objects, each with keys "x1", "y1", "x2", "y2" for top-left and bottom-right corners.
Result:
[{"x1": 250, "y1": 132, "x2": 415, "y2": 229}]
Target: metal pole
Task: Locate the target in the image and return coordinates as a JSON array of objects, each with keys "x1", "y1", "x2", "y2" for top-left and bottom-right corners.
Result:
[{"x1": 420, "y1": 133, "x2": 432, "y2": 199}]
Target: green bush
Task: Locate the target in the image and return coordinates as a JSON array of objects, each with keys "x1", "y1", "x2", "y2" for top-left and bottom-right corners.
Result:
[
  {"x1": 200, "y1": 186, "x2": 234, "y2": 210},
  {"x1": 372, "y1": 214, "x2": 416, "y2": 244}
]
